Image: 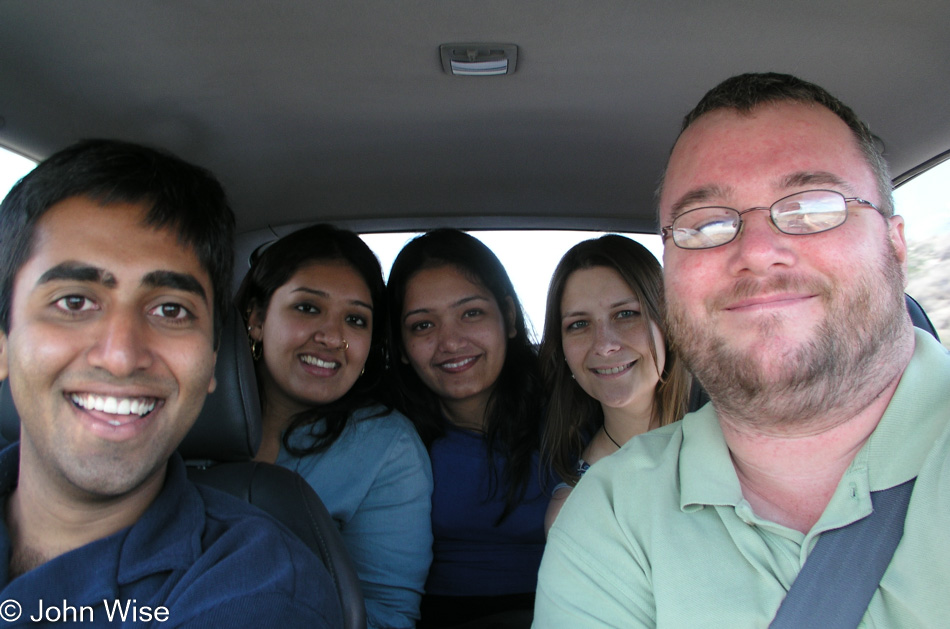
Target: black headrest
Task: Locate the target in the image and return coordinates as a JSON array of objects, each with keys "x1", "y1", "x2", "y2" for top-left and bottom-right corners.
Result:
[
  {"x1": 905, "y1": 293, "x2": 940, "y2": 342},
  {"x1": 179, "y1": 305, "x2": 262, "y2": 462},
  {"x1": 0, "y1": 306, "x2": 262, "y2": 461},
  {"x1": 0, "y1": 380, "x2": 16, "y2": 445}
]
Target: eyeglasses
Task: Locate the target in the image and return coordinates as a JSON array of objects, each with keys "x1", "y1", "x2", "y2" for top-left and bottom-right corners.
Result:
[{"x1": 660, "y1": 189, "x2": 879, "y2": 250}]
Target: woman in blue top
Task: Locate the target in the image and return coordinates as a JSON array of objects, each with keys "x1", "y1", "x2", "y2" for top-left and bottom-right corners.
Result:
[
  {"x1": 236, "y1": 224, "x2": 433, "y2": 629},
  {"x1": 386, "y1": 229, "x2": 552, "y2": 628}
]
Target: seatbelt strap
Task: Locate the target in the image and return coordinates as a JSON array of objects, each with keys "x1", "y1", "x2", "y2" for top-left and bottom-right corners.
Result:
[{"x1": 769, "y1": 477, "x2": 916, "y2": 629}]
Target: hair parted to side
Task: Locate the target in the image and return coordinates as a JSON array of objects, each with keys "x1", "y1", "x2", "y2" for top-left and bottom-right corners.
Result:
[
  {"x1": 0, "y1": 139, "x2": 235, "y2": 343},
  {"x1": 657, "y1": 72, "x2": 893, "y2": 219},
  {"x1": 234, "y1": 223, "x2": 390, "y2": 455},
  {"x1": 386, "y1": 228, "x2": 547, "y2": 516},
  {"x1": 538, "y1": 235, "x2": 691, "y2": 485}
]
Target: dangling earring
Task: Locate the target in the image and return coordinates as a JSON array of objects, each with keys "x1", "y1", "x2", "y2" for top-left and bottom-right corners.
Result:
[{"x1": 247, "y1": 326, "x2": 263, "y2": 361}]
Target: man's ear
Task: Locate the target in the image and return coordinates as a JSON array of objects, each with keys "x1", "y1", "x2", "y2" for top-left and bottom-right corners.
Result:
[
  {"x1": 207, "y1": 351, "x2": 218, "y2": 394},
  {"x1": 887, "y1": 214, "x2": 908, "y2": 281},
  {"x1": 504, "y1": 296, "x2": 518, "y2": 339},
  {"x1": 0, "y1": 331, "x2": 8, "y2": 382}
]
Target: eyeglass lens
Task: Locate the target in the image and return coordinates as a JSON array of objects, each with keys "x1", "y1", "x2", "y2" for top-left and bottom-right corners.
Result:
[{"x1": 671, "y1": 190, "x2": 848, "y2": 249}]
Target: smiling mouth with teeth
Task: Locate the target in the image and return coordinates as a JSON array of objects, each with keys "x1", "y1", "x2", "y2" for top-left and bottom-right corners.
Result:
[
  {"x1": 439, "y1": 356, "x2": 477, "y2": 370},
  {"x1": 592, "y1": 361, "x2": 635, "y2": 376},
  {"x1": 300, "y1": 355, "x2": 341, "y2": 370},
  {"x1": 70, "y1": 393, "x2": 158, "y2": 425}
]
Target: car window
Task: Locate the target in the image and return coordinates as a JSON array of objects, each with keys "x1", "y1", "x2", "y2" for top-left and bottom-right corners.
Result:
[
  {"x1": 894, "y1": 157, "x2": 950, "y2": 346},
  {"x1": 362, "y1": 230, "x2": 664, "y2": 341},
  {"x1": 0, "y1": 147, "x2": 34, "y2": 203}
]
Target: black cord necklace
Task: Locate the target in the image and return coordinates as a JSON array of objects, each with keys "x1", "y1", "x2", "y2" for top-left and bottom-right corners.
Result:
[{"x1": 602, "y1": 423, "x2": 621, "y2": 449}]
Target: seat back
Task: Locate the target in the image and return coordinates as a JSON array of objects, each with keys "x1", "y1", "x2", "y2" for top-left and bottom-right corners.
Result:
[
  {"x1": 186, "y1": 462, "x2": 367, "y2": 629},
  {"x1": 905, "y1": 293, "x2": 939, "y2": 340},
  {"x1": 185, "y1": 306, "x2": 366, "y2": 629},
  {"x1": 0, "y1": 306, "x2": 366, "y2": 629}
]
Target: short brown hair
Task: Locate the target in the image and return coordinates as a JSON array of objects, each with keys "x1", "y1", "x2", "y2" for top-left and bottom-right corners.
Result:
[{"x1": 658, "y1": 72, "x2": 893, "y2": 219}]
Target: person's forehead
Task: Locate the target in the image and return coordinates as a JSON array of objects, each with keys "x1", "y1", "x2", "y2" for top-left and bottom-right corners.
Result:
[
  {"x1": 404, "y1": 265, "x2": 493, "y2": 309},
  {"x1": 281, "y1": 260, "x2": 373, "y2": 303},
  {"x1": 562, "y1": 267, "x2": 639, "y2": 313},
  {"x1": 564, "y1": 266, "x2": 630, "y2": 297},
  {"x1": 24, "y1": 196, "x2": 212, "y2": 292},
  {"x1": 659, "y1": 102, "x2": 872, "y2": 218}
]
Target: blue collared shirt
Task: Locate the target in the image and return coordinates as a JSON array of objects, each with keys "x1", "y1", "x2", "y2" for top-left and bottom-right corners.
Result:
[
  {"x1": 0, "y1": 446, "x2": 343, "y2": 628},
  {"x1": 278, "y1": 405, "x2": 432, "y2": 629}
]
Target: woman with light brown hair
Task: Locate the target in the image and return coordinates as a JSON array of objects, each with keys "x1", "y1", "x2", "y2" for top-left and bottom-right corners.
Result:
[{"x1": 539, "y1": 234, "x2": 690, "y2": 531}]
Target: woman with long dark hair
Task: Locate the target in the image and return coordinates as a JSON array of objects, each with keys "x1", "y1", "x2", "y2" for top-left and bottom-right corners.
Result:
[
  {"x1": 236, "y1": 224, "x2": 433, "y2": 629},
  {"x1": 387, "y1": 229, "x2": 552, "y2": 628}
]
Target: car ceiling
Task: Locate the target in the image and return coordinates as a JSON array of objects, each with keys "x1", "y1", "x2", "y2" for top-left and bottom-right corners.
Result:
[{"x1": 2, "y1": 1, "x2": 949, "y2": 247}]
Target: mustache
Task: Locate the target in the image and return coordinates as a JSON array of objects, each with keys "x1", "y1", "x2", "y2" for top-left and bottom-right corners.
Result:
[
  {"x1": 709, "y1": 273, "x2": 832, "y2": 311},
  {"x1": 59, "y1": 371, "x2": 175, "y2": 394}
]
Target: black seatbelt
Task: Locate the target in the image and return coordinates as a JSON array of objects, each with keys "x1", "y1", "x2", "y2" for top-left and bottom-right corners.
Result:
[{"x1": 769, "y1": 477, "x2": 916, "y2": 629}]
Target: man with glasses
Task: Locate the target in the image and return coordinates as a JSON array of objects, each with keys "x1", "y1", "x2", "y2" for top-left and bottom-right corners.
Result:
[{"x1": 534, "y1": 73, "x2": 950, "y2": 627}]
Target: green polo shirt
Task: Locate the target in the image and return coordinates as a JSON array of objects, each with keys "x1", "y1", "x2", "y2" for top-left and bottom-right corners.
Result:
[{"x1": 535, "y1": 329, "x2": 950, "y2": 628}]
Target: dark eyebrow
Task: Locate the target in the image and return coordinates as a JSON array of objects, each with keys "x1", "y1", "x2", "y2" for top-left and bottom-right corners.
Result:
[
  {"x1": 291, "y1": 287, "x2": 373, "y2": 312},
  {"x1": 36, "y1": 263, "x2": 207, "y2": 304},
  {"x1": 142, "y1": 271, "x2": 208, "y2": 302},
  {"x1": 403, "y1": 295, "x2": 489, "y2": 322},
  {"x1": 668, "y1": 184, "x2": 733, "y2": 221},
  {"x1": 292, "y1": 287, "x2": 329, "y2": 297},
  {"x1": 454, "y1": 295, "x2": 490, "y2": 308},
  {"x1": 37, "y1": 262, "x2": 116, "y2": 288}
]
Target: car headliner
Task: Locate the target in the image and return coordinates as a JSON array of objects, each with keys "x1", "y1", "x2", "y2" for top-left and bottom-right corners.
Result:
[{"x1": 2, "y1": 1, "x2": 949, "y2": 251}]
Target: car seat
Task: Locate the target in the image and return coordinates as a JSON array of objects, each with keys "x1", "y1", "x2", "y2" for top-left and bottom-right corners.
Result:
[{"x1": 0, "y1": 306, "x2": 367, "y2": 629}]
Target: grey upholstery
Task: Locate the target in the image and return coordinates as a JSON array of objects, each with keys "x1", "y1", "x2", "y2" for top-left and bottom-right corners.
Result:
[{"x1": 0, "y1": 306, "x2": 367, "y2": 629}]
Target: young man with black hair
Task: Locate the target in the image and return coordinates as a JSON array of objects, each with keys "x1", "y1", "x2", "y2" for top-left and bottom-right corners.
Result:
[{"x1": 0, "y1": 139, "x2": 342, "y2": 627}]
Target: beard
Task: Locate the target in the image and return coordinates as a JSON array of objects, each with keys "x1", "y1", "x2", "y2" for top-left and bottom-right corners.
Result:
[{"x1": 666, "y1": 237, "x2": 910, "y2": 429}]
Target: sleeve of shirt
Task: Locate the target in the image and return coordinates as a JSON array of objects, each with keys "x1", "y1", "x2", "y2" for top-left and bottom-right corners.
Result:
[
  {"x1": 533, "y1": 471, "x2": 656, "y2": 628},
  {"x1": 340, "y1": 420, "x2": 434, "y2": 629}
]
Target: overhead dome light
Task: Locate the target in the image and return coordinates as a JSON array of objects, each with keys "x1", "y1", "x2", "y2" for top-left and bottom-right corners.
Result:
[{"x1": 440, "y1": 43, "x2": 518, "y2": 76}]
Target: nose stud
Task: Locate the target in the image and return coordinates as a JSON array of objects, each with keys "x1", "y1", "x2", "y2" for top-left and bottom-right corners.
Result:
[{"x1": 340, "y1": 339, "x2": 349, "y2": 351}]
